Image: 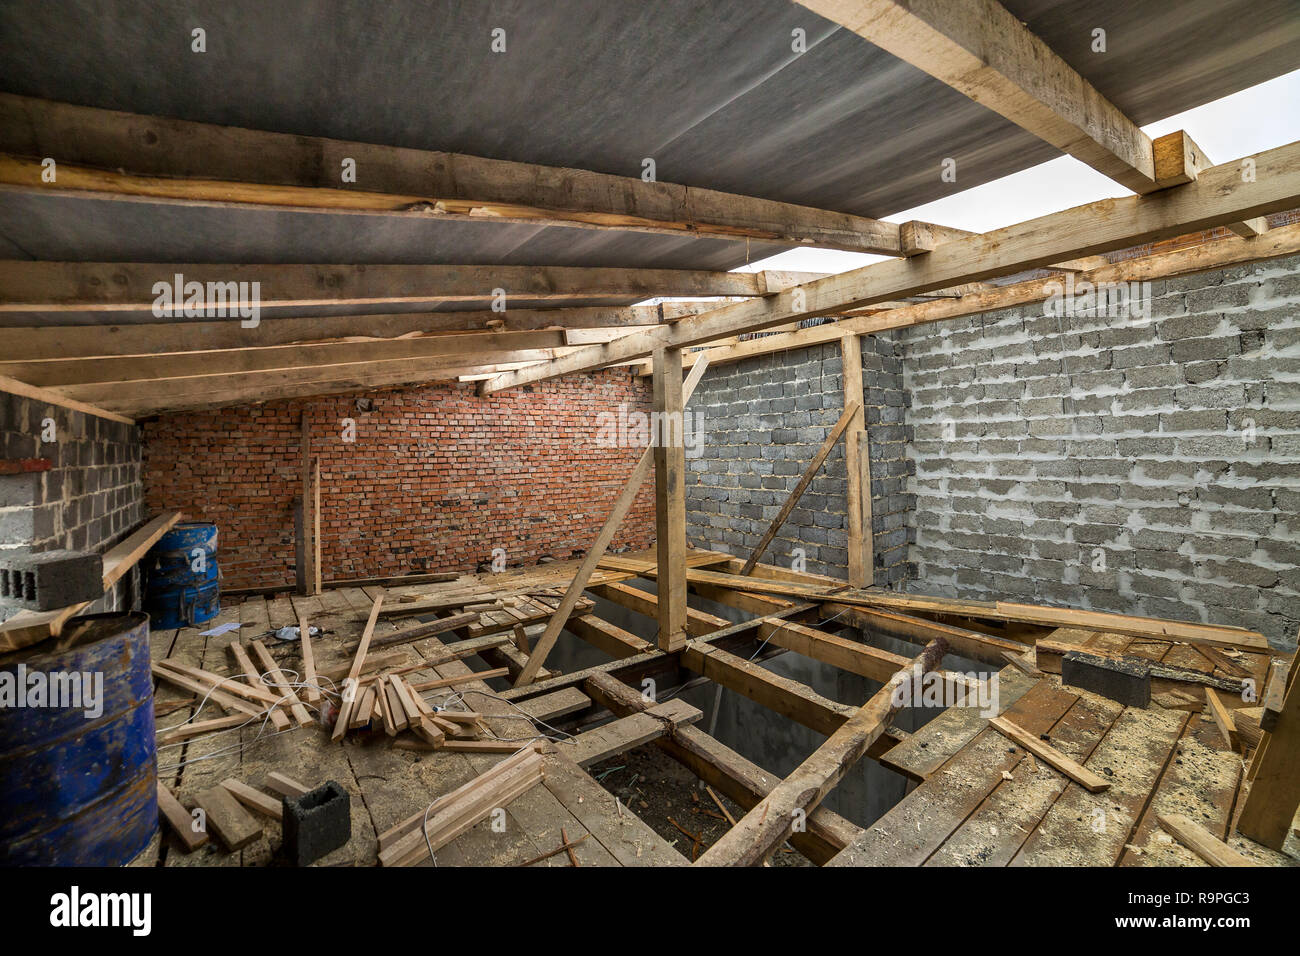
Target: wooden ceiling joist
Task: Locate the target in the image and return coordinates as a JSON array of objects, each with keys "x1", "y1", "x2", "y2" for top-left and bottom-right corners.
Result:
[
  {"x1": 481, "y1": 139, "x2": 1300, "y2": 392},
  {"x1": 0, "y1": 261, "x2": 816, "y2": 313},
  {"x1": 0, "y1": 329, "x2": 623, "y2": 388},
  {"x1": 0, "y1": 93, "x2": 928, "y2": 256},
  {"x1": 58, "y1": 349, "x2": 582, "y2": 411},
  {"x1": 0, "y1": 303, "x2": 716, "y2": 362},
  {"x1": 798, "y1": 0, "x2": 1163, "y2": 193}
]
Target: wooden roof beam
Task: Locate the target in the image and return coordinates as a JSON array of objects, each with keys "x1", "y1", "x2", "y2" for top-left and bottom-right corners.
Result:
[
  {"x1": 0, "y1": 93, "x2": 930, "y2": 256},
  {"x1": 798, "y1": 0, "x2": 1162, "y2": 192},
  {"x1": 480, "y1": 138, "x2": 1300, "y2": 392},
  {"x1": 0, "y1": 304, "x2": 713, "y2": 362},
  {"x1": 56, "y1": 351, "x2": 601, "y2": 416},
  {"x1": 0, "y1": 328, "x2": 623, "y2": 388},
  {"x1": 0, "y1": 261, "x2": 821, "y2": 314}
]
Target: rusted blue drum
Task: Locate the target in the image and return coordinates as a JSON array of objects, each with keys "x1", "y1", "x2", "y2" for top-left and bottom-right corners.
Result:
[{"x1": 0, "y1": 612, "x2": 156, "y2": 865}]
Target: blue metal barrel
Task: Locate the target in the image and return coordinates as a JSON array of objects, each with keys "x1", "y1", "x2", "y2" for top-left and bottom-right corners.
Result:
[
  {"x1": 144, "y1": 521, "x2": 220, "y2": 628},
  {"x1": 0, "y1": 612, "x2": 157, "y2": 865}
]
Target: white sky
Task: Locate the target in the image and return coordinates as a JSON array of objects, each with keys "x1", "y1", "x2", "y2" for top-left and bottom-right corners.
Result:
[{"x1": 735, "y1": 68, "x2": 1300, "y2": 277}]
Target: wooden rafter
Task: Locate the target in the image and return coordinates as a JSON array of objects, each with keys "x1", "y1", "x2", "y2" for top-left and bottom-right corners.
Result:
[
  {"x1": 796, "y1": 0, "x2": 1160, "y2": 192},
  {"x1": 0, "y1": 93, "x2": 922, "y2": 256},
  {"x1": 0, "y1": 261, "x2": 817, "y2": 313},
  {"x1": 481, "y1": 140, "x2": 1300, "y2": 391},
  {"x1": 1, "y1": 329, "x2": 621, "y2": 388},
  {"x1": 0, "y1": 304, "x2": 711, "y2": 362},
  {"x1": 58, "y1": 350, "x2": 590, "y2": 415}
]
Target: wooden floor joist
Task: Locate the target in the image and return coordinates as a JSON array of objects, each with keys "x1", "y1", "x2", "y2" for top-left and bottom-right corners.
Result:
[
  {"x1": 583, "y1": 673, "x2": 865, "y2": 864},
  {"x1": 696, "y1": 638, "x2": 948, "y2": 866}
]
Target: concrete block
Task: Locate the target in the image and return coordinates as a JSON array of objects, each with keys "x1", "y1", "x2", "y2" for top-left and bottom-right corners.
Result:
[
  {"x1": 1062, "y1": 650, "x2": 1151, "y2": 707},
  {"x1": 282, "y1": 781, "x2": 350, "y2": 866},
  {"x1": 0, "y1": 549, "x2": 103, "y2": 611}
]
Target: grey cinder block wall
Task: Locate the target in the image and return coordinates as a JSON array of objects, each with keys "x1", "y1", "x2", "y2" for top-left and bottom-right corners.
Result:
[
  {"x1": 0, "y1": 393, "x2": 144, "y2": 621},
  {"x1": 683, "y1": 254, "x2": 1298, "y2": 653},
  {"x1": 684, "y1": 336, "x2": 915, "y2": 584},
  {"x1": 899, "y1": 252, "x2": 1300, "y2": 652}
]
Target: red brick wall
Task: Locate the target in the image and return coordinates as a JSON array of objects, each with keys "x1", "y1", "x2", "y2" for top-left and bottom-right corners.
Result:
[{"x1": 141, "y1": 371, "x2": 656, "y2": 590}]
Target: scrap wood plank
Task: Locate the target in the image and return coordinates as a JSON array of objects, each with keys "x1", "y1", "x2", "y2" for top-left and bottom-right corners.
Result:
[
  {"x1": 1158, "y1": 813, "x2": 1259, "y2": 867},
  {"x1": 298, "y1": 612, "x2": 321, "y2": 703},
  {"x1": 264, "y1": 772, "x2": 311, "y2": 799},
  {"x1": 150, "y1": 663, "x2": 268, "y2": 719},
  {"x1": 0, "y1": 510, "x2": 182, "y2": 651},
  {"x1": 368, "y1": 610, "x2": 480, "y2": 649},
  {"x1": 407, "y1": 641, "x2": 624, "y2": 868},
  {"x1": 1119, "y1": 715, "x2": 1242, "y2": 866},
  {"x1": 157, "y1": 783, "x2": 207, "y2": 852},
  {"x1": 410, "y1": 667, "x2": 509, "y2": 692},
  {"x1": 156, "y1": 713, "x2": 249, "y2": 745},
  {"x1": 388, "y1": 755, "x2": 545, "y2": 864},
  {"x1": 1010, "y1": 705, "x2": 1189, "y2": 866},
  {"x1": 1261, "y1": 658, "x2": 1292, "y2": 732},
  {"x1": 541, "y1": 750, "x2": 689, "y2": 867},
  {"x1": 513, "y1": 355, "x2": 712, "y2": 687},
  {"x1": 988, "y1": 715, "x2": 1111, "y2": 793},
  {"x1": 738, "y1": 401, "x2": 859, "y2": 575},
  {"x1": 220, "y1": 778, "x2": 283, "y2": 820},
  {"x1": 698, "y1": 639, "x2": 948, "y2": 867},
  {"x1": 878, "y1": 667, "x2": 1037, "y2": 781},
  {"x1": 563, "y1": 699, "x2": 702, "y2": 768},
  {"x1": 380, "y1": 750, "x2": 545, "y2": 866},
  {"x1": 465, "y1": 599, "x2": 594, "y2": 638},
  {"x1": 582, "y1": 671, "x2": 862, "y2": 865},
  {"x1": 155, "y1": 658, "x2": 279, "y2": 706},
  {"x1": 926, "y1": 688, "x2": 1125, "y2": 867},
  {"x1": 1036, "y1": 637, "x2": 1248, "y2": 692},
  {"x1": 332, "y1": 594, "x2": 384, "y2": 740},
  {"x1": 831, "y1": 678, "x2": 1081, "y2": 866},
  {"x1": 194, "y1": 785, "x2": 263, "y2": 851},
  {"x1": 249, "y1": 638, "x2": 315, "y2": 726},
  {"x1": 1194, "y1": 643, "x2": 1253, "y2": 678},
  {"x1": 316, "y1": 648, "x2": 408, "y2": 682},
  {"x1": 218, "y1": 631, "x2": 288, "y2": 726},
  {"x1": 1204, "y1": 687, "x2": 1240, "y2": 750},
  {"x1": 377, "y1": 745, "x2": 545, "y2": 852}
]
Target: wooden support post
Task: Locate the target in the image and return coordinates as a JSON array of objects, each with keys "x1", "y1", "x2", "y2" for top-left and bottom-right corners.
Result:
[
  {"x1": 299, "y1": 412, "x2": 317, "y2": 596},
  {"x1": 1236, "y1": 660, "x2": 1300, "y2": 850},
  {"x1": 696, "y1": 638, "x2": 947, "y2": 866},
  {"x1": 312, "y1": 456, "x2": 321, "y2": 595},
  {"x1": 652, "y1": 346, "x2": 688, "y2": 652},
  {"x1": 739, "y1": 401, "x2": 859, "y2": 575},
  {"x1": 511, "y1": 355, "x2": 709, "y2": 685},
  {"x1": 840, "y1": 333, "x2": 872, "y2": 587}
]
